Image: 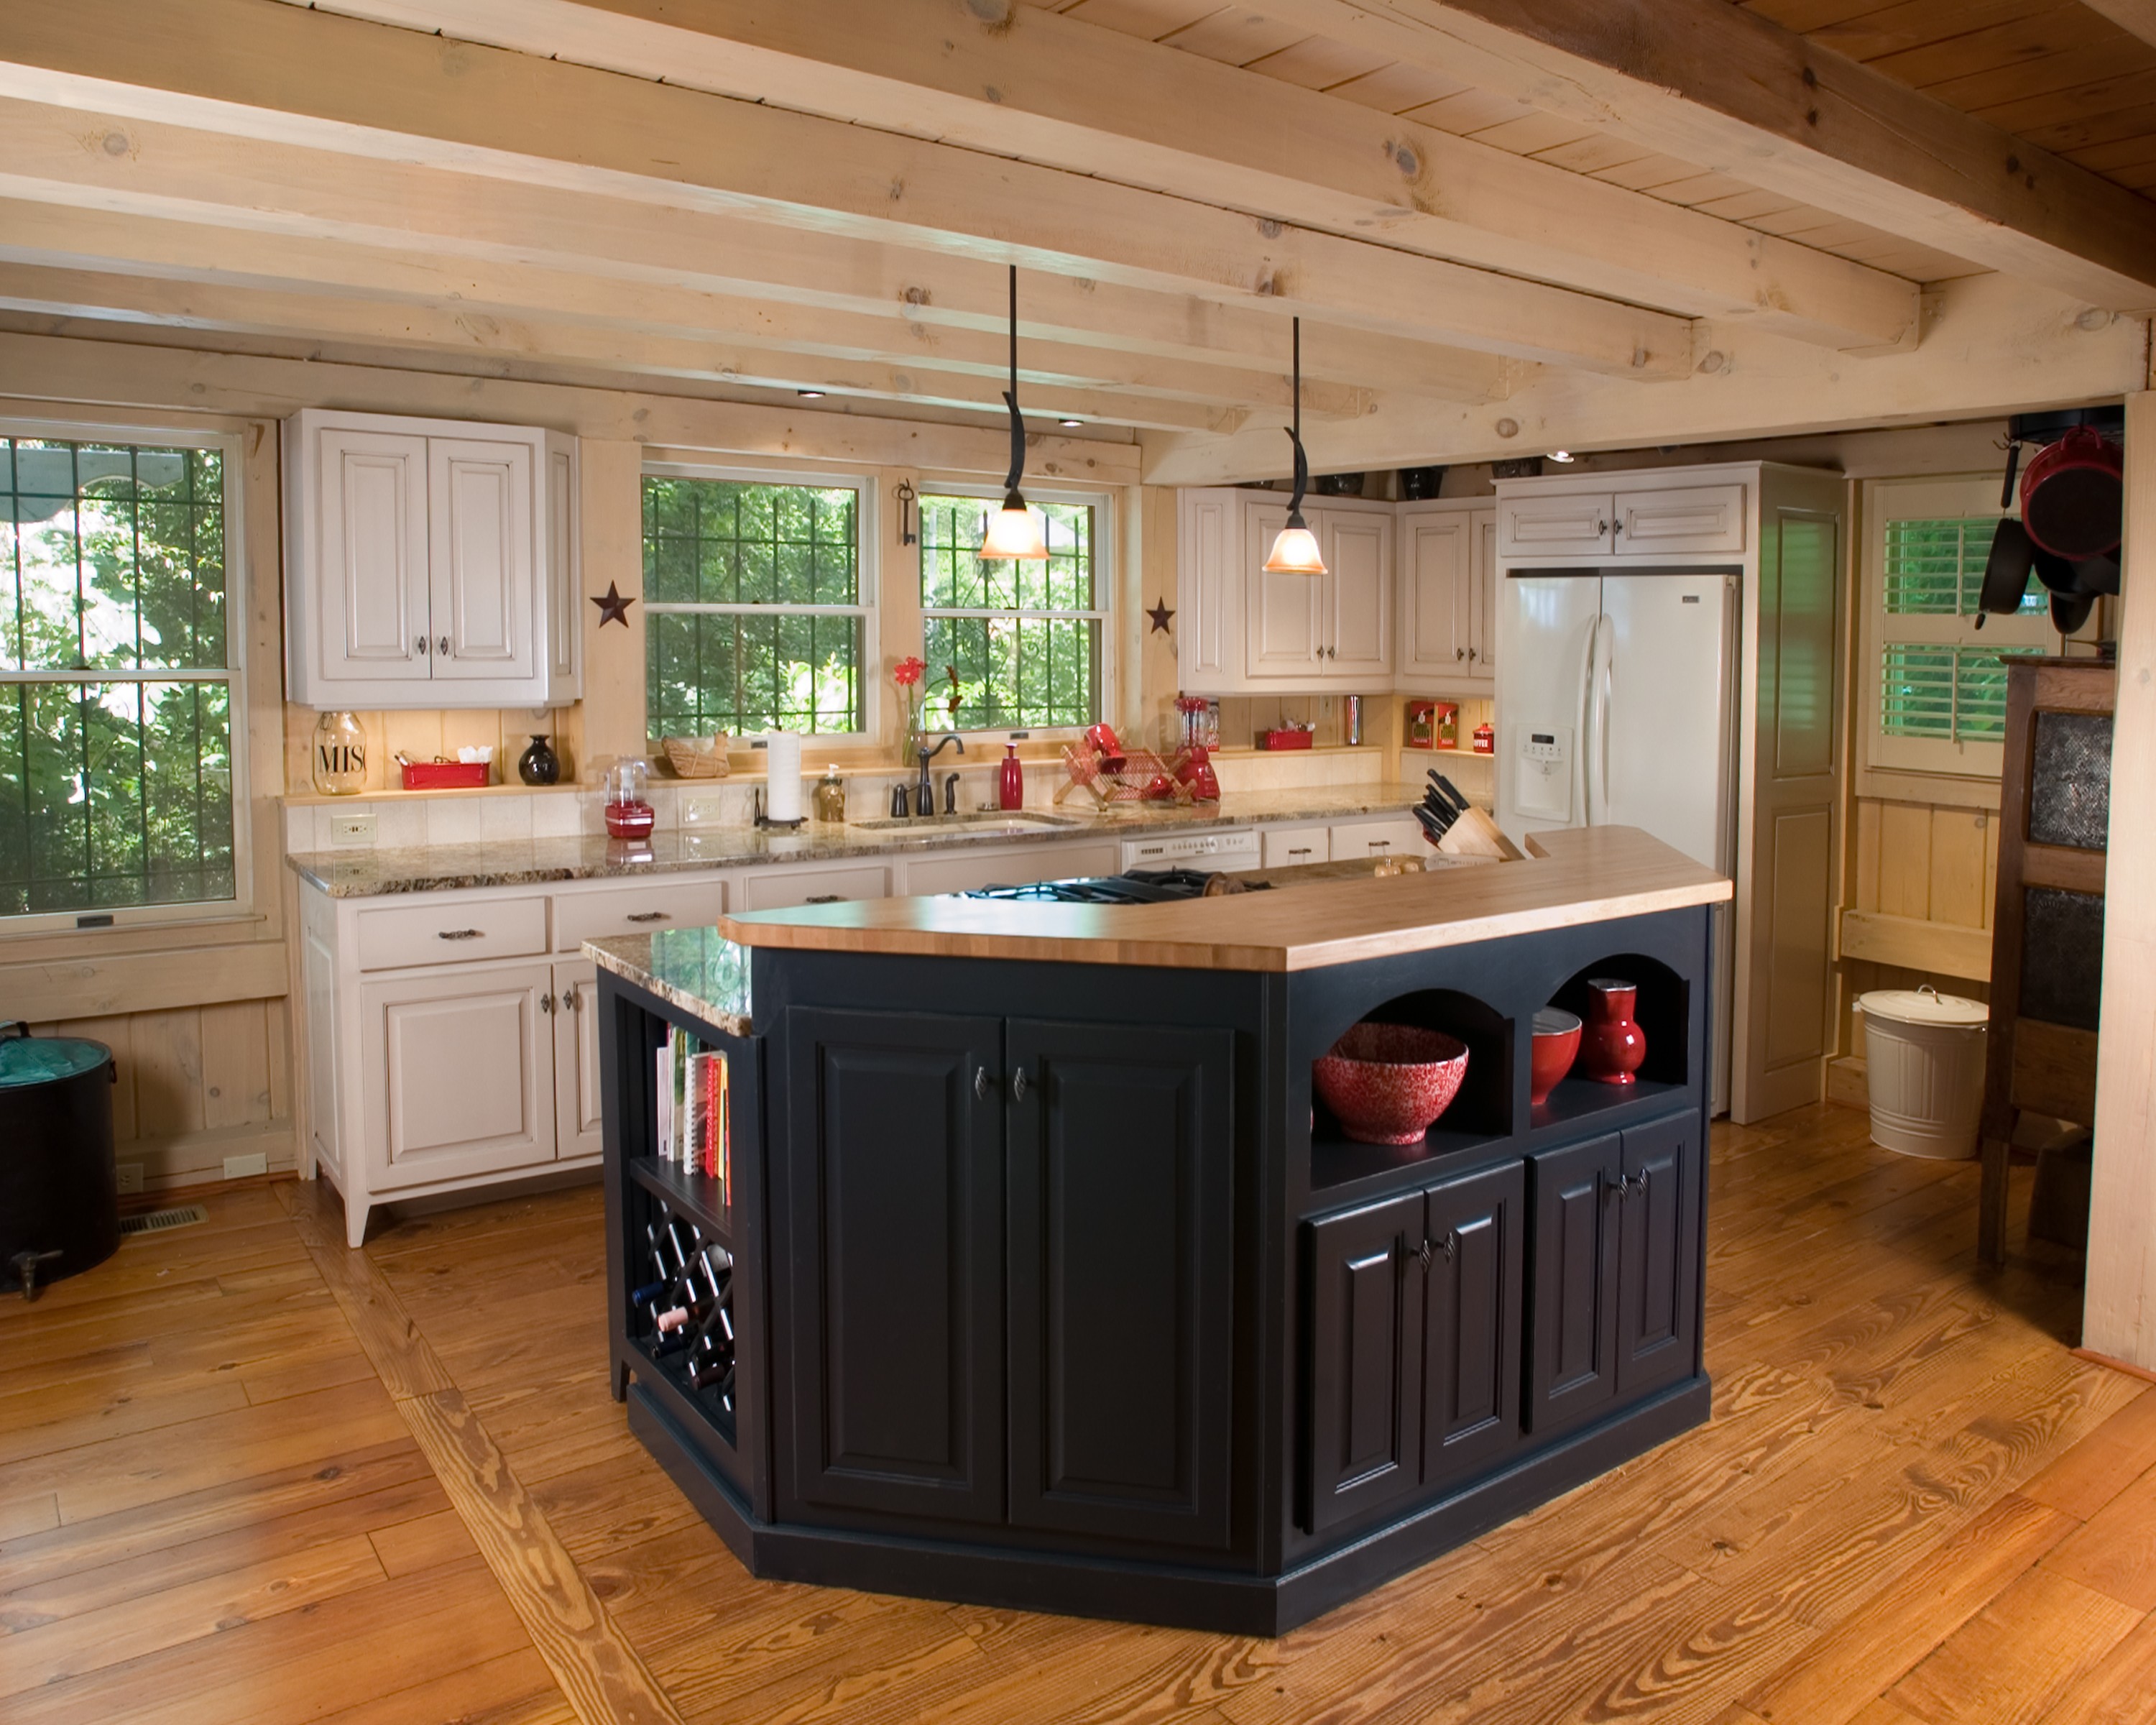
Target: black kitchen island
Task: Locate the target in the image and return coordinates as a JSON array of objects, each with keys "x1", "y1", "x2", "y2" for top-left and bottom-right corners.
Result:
[{"x1": 586, "y1": 826, "x2": 1729, "y2": 1634}]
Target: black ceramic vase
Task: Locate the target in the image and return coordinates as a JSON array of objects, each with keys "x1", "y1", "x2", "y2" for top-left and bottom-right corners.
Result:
[{"x1": 517, "y1": 733, "x2": 561, "y2": 786}]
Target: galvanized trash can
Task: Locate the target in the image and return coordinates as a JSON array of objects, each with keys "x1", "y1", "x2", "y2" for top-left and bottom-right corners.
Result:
[
  {"x1": 0, "y1": 1021, "x2": 120, "y2": 1298},
  {"x1": 1856, "y1": 988, "x2": 1989, "y2": 1159}
]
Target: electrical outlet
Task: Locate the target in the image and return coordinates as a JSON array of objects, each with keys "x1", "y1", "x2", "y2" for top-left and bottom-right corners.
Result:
[
  {"x1": 330, "y1": 812, "x2": 377, "y2": 847},
  {"x1": 222, "y1": 1151, "x2": 268, "y2": 1181},
  {"x1": 681, "y1": 794, "x2": 727, "y2": 826},
  {"x1": 115, "y1": 1161, "x2": 144, "y2": 1195}
]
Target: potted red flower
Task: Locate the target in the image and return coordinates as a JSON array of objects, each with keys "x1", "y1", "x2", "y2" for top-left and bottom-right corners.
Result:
[{"x1": 892, "y1": 655, "x2": 927, "y2": 765}]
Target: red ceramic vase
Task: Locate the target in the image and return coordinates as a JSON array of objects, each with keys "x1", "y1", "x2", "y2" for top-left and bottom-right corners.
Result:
[{"x1": 1580, "y1": 978, "x2": 1646, "y2": 1086}]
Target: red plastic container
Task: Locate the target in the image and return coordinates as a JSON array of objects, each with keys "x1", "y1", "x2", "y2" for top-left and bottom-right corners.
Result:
[
  {"x1": 1258, "y1": 729, "x2": 1314, "y2": 750},
  {"x1": 400, "y1": 760, "x2": 490, "y2": 790}
]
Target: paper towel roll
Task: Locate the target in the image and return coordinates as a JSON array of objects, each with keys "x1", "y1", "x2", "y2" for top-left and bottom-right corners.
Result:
[{"x1": 765, "y1": 731, "x2": 803, "y2": 822}]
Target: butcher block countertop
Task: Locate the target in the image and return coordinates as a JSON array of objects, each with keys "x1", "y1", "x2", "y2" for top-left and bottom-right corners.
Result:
[{"x1": 719, "y1": 826, "x2": 1730, "y2": 973}]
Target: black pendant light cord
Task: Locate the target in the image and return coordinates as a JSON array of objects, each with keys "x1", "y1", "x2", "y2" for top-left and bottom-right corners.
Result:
[
  {"x1": 1285, "y1": 316, "x2": 1309, "y2": 525},
  {"x1": 1002, "y1": 264, "x2": 1026, "y2": 504}
]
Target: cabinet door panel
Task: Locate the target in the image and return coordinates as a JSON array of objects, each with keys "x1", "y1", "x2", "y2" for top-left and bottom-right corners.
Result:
[
  {"x1": 1325, "y1": 513, "x2": 1391, "y2": 678},
  {"x1": 428, "y1": 437, "x2": 535, "y2": 682},
  {"x1": 1526, "y1": 1134, "x2": 1621, "y2": 1432},
  {"x1": 1499, "y1": 493, "x2": 1614, "y2": 560},
  {"x1": 554, "y1": 959, "x2": 603, "y2": 1162},
  {"x1": 1617, "y1": 1113, "x2": 1702, "y2": 1399},
  {"x1": 1304, "y1": 1190, "x2": 1424, "y2": 1532},
  {"x1": 360, "y1": 962, "x2": 553, "y2": 1191},
  {"x1": 1421, "y1": 1162, "x2": 1524, "y2": 1489},
  {"x1": 1263, "y1": 825, "x2": 1331, "y2": 869},
  {"x1": 1245, "y1": 500, "x2": 1322, "y2": 676},
  {"x1": 784, "y1": 1008, "x2": 1004, "y2": 1524},
  {"x1": 1177, "y1": 489, "x2": 1244, "y2": 692},
  {"x1": 1007, "y1": 1021, "x2": 1235, "y2": 1550},
  {"x1": 1470, "y1": 511, "x2": 1498, "y2": 684},
  {"x1": 1401, "y1": 512, "x2": 1470, "y2": 679},
  {"x1": 1616, "y1": 484, "x2": 1745, "y2": 556},
  {"x1": 317, "y1": 428, "x2": 431, "y2": 686},
  {"x1": 544, "y1": 436, "x2": 580, "y2": 701}
]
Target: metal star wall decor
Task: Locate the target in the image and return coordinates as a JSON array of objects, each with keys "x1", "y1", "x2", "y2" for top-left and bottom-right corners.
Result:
[
  {"x1": 590, "y1": 581, "x2": 636, "y2": 627},
  {"x1": 1146, "y1": 596, "x2": 1176, "y2": 635}
]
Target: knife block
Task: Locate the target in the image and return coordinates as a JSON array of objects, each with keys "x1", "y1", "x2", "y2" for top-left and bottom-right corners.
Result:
[{"x1": 1434, "y1": 806, "x2": 1526, "y2": 862}]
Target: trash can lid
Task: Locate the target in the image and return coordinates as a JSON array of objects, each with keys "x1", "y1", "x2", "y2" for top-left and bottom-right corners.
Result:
[
  {"x1": 1856, "y1": 986, "x2": 1989, "y2": 1027},
  {"x1": 0, "y1": 1024, "x2": 111, "y2": 1089}
]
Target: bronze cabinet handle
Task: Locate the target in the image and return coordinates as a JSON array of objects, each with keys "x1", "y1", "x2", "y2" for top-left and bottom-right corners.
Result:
[
  {"x1": 625, "y1": 911, "x2": 671, "y2": 923},
  {"x1": 437, "y1": 928, "x2": 484, "y2": 940}
]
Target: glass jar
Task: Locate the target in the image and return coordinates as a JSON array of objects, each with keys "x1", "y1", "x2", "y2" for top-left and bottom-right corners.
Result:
[
  {"x1": 602, "y1": 758, "x2": 655, "y2": 839},
  {"x1": 814, "y1": 768, "x2": 847, "y2": 824},
  {"x1": 311, "y1": 712, "x2": 368, "y2": 796}
]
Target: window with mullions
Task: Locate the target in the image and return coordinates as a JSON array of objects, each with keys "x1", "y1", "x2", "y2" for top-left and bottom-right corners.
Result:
[
  {"x1": 0, "y1": 435, "x2": 236, "y2": 921},
  {"x1": 921, "y1": 494, "x2": 1102, "y2": 731},
  {"x1": 1864, "y1": 478, "x2": 2053, "y2": 778},
  {"x1": 643, "y1": 473, "x2": 867, "y2": 738}
]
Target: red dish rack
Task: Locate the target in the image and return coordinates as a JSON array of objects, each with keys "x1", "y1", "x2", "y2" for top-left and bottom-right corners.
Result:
[{"x1": 400, "y1": 760, "x2": 491, "y2": 790}]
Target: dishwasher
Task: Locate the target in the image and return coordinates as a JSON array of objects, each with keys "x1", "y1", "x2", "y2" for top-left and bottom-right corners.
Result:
[{"x1": 1118, "y1": 827, "x2": 1263, "y2": 873}]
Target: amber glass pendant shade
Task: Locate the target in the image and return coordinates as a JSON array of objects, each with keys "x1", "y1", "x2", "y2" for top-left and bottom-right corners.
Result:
[{"x1": 1265, "y1": 316, "x2": 1327, "y2": 576}]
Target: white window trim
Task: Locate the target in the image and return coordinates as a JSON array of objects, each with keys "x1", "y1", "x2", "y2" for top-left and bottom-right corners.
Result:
[
  {"x1": 916, "y1": 480, "x2": 1115, "y2": 741},
  {"x1": 0, "y1": 417, "x2": 250, "y2": 937},
  {"x1": 1860, "y1": 474, "x2": 2051, "y2": 783},
  {"x1": 640, "y1": 460, "x2": 879, "y2": 744}
]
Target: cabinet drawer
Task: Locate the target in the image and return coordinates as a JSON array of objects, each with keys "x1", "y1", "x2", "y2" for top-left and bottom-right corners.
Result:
[
  {"x1": 1263, "y1": 825, "x2": 1331, "y2": 869},
  {"x1": 738, "y1": 863, "x2": 892, "y2": 911},
  {"x1": 1615, "y1": 484, "x2": 1745, "y2": 555},
  {"x1": 1331, "y1": 816, "x2": 1426, "y2": 859},
  {"x1": 903, "y1": 840, "x2": 1119, "y2": 898},
  {"x1": 355, "y1": 895, "x2": 546, "y2": 970},
  {"x1": 552, "y1": 877, "x2": 728, "y2": 951}
]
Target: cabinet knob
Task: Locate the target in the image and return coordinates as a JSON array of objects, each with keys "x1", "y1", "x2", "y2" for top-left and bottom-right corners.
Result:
[
  {"x1": 563, "y1": 983, "x2": 580, "y2": 1009},
  {"x1": 1467, "y1": 648, "x2": 1478, "y2": 661},
  {"x1": 975, "y1": 1064, "x2": 995, "y2": 1101},
  {"x1": 437, "y1": 635, "x2": 451, "y2": 657},
  {"x1": 1012, "y1": 1067, "x2": 1029, "y2": 1102},
  {"x1": 1455, "y1": 647, "x2": 1465, "y2": 661},
  {"x1": 1598, "y1": 520, "x2": 1611, "y2": 535},
  {"x1": 416, "y1": 635, "x2": 429, "y2": 656},
  {"x1": 540, "y1": 993, "x2": 556, "y2": 1014}
]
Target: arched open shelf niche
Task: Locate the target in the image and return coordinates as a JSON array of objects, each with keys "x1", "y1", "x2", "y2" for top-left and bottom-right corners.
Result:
[
  {"x1": 1309, "y1": 988, "x2": 1513, "y2": 1193},
  {"x1": 1534, "y1": 954, "x2": 1690, "y2": 1133}
]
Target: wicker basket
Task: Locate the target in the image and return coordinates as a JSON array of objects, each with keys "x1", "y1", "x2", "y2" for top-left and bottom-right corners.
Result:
[{"x1": 661, "y1": 735, "x2": 731, "y2": 779}]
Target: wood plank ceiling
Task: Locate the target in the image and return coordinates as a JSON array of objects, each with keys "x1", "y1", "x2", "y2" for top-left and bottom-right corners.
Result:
[{"x1": 0, "y1": 0, "x2": 2148, "y2": 477}]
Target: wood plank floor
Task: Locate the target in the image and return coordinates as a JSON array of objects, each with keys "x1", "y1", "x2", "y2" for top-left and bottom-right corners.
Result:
[{"x1": 4, "y1": 1104, "x2": 2152, "y2": 1724}]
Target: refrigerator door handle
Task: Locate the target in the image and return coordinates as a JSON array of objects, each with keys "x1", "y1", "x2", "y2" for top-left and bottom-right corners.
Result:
[
  {"x1": 1595, "y1": 612, "x2": 1615, "y2": 822},
  {"x1": 1582, "y1": 612, "x2": 1613, "y2": 825}
]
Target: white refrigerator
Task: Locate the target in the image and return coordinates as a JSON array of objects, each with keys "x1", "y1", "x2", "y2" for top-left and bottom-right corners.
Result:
[{"x1": 1495, "y1": 570, "x2": 1738, "y2": 1113}]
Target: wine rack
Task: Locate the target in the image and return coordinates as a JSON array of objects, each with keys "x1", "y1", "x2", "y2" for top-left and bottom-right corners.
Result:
[{"x1": 629, "y1": 1183, "x2": 737, "y2": 1443}]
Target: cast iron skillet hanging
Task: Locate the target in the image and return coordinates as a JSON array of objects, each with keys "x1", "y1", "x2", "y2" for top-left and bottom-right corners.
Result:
[
  {"x1": 2051, "y1": 592, "x2": 2096, "y2": 635},
  {"x1": 1973, "y1": 518, "x2": 2035, "y2": 627}
]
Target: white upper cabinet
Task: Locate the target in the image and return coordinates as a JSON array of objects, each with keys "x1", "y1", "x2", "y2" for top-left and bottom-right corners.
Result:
[
  {"x1": 1245, "y1": 499, "x2": 1325, "y2": 676},
  {"x1": 285, "y1": 408, "x2": 579, "y2": 709},
  {"x1": 1323, "y1": 512, "x2": 1391, "y2": 680},
  {"x1": 1498, "y1": 479, "x2": 1749, "y2": 563},
  {"x1": 1399, "y1": 502, "x2": 1496, "y2": 689},
  {"x1": 1614, "y1": 483, "x2": 1746, "y2": 555},
  {"x1": 1498, "y1": 491, "x2": 1615, "y2": 560},
  {"x1": 1175, "y1": 488, "x2": 1243, "y2": 691}
]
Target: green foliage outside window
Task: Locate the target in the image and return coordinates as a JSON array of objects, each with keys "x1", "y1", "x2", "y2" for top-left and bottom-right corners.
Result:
[
  {"x1": 921, "y1": 495, "x2": 1099, "y2": 731},
  {"x1": 644, "y1": 475, "x2": 865, "y2": 737},
  {"x1": 0, "y1": 438, "x2": 234, "y2": 919},
  {"x1": 1882, "y1": 516, "x2": 2042, "y2": 617},
  {"x1": 1879, "y1": 515, "x2": 2043, "y2": 745}
]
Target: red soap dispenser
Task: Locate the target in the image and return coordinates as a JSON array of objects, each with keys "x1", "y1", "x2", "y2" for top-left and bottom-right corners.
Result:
[{"x1": 998, "y1": 741, "x2": 1025, "y2": 811}]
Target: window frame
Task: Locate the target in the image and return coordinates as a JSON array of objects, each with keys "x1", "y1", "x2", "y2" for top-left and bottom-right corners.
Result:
[
  {"x1": 1860, "y1": 474, "x2": 2053, "y2": 784},
  {"x1": 916, "y1": 479, "x2": 1114, "y2": 740},
  {"x1": 640, "y1": 461, "x2": 880, "y2": 745},
  {"x1": 0, "y1": 417, "x2": 251, "y2": 937}
]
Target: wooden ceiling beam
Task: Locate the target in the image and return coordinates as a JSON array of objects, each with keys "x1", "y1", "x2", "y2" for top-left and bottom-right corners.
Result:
[
  {"x1": 285, "y1": 0, "x2": 1917, "y2": 351},
  {"x1": 0, "y1": 0, "x2": 1693, "y2": 377},
  {"x1": 0, "y1": 262, "x2": 1253, "y2": 433},
  {"x1": 2081, "y1": 2, "x2": 2156, "y2": 53},
  {"x1": 1143, "y1": 275, "x2": 2152, "y2": 482},
  {"x1": 0, "y1": 200, "x2": 1383, "y2": 423},
  {"x1": 1250, "y1": 0, "x2": 2156, "y2": 310},
  {"x1": 0, "y1": 98, "x2": 1512, "y2": 407}
]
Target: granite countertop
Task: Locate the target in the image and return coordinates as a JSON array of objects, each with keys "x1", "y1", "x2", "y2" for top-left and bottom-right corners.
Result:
[
  {"x1": 717, "y1": 827, "x2": 1732, "y2": 975},
  {"x1": 585, "y1": 929, "x2": 755, "y2": 1036},
  {"x1": 285, "y1": 786, "x2": 1427, "y2": 898}
]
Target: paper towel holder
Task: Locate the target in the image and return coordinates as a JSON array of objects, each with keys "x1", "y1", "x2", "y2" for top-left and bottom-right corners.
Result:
[{"x1": 752, "y1": 784, "x2": 808, "y2": 832}]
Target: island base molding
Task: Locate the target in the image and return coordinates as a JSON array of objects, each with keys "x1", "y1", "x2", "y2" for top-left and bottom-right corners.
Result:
[{"x1": 628, "y1": 1375, "x2": 1710, "y2": 1636}]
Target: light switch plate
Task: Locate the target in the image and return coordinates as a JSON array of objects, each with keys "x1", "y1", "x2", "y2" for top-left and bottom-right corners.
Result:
[
  {"x1": 681, "y1": 794, "x2": 727, "y2": 826},
  {"x1": 223, "y1": 1151, "x2": 269, "y2": 1180},
  {"x1": 330, "y1": 812, "x2": 377, "y2": 847}
]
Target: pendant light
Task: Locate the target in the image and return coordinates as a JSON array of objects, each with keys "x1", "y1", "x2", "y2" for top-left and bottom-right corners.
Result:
[
  {"x1": 980, "y1": 264, "x2": 1049, "y2": 561},
  {"x1": 1263, "y1": 316, "x2": 1326, "y2": 576}
]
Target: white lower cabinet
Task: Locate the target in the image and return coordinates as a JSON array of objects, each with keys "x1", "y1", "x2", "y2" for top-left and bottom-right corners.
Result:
[
  {"x1": 553, "y1": 957, "x2": 605, "y2": 1162},
  {"x1": 1263, "y1": 825, "x2": 1331, "y2": 869},
  {"x1": 901, "y1": 840, "x2": 1120, "y2": 896},
  {"x1": 737, "y1": 861, "x2": 893, "y2": 910},
  {"x1": 1332, "y1": 816, "x2": 1426, "y2": 858}
]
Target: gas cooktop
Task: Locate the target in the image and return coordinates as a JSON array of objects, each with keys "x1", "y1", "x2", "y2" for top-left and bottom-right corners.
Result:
[{"x1": 960, "y1": 866, "x2": 1271, "y2": 906}]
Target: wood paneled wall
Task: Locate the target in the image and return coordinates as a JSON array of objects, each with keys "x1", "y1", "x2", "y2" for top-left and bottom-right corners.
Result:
[{"x1": 29, "y1": 999, "x2": 293, "y2": 1192}]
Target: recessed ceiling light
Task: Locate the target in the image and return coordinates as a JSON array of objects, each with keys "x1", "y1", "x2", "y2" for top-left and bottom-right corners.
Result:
[
  {"x1": 1549, "y1": 449, "x2": 1576, "y2": 463},
  {"x1": 1059, "y1": 417, "x2": 1083, "y2": 428},
  {"x1": 797, "y1": 388, "x2": 826, "y2": 399}
]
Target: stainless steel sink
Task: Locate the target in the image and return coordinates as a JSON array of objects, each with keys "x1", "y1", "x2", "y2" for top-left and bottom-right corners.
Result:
[{"x1": 852, "y1": 811, "x2": 1080, "y2": 836}]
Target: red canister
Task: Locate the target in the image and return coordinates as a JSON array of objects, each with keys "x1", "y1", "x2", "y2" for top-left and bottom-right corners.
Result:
[{"x1": 1579, "y1": 979, "x2": 1646, "y2": 1086}]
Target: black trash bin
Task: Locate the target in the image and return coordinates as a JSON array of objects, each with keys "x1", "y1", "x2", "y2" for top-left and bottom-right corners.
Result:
[{"x1": 1, "y1": 1021, "x2": 119, "y2": 1299}]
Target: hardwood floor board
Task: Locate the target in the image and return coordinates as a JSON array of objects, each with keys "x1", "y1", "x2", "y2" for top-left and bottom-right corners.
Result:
[
  {"x1": 893, "y1": 1622, "x2": 1270, "y2": 1725},
  {"x1": 1, "y1": 1473, "x2": 446, "y2": 1625},
  {"x1": 397, "y1": 1386, "x2": 686, "y2": 1725},
  {"x1": 1738, "y1": 1492, "x2": 2076, "y2": 1725},
  {"x1": 0, "y1": 1438, "x2": 430, "y2": 1593},
  {"x1": 2042, "y1": 1453, "x2": 2156, "y2": 1610},
  {"x1": 468, "y1": 1370, "x2": 648, "y2": 1484},
  {"x1": 525, "y1": 1448, "x2": 709, "y2": 1565},
  {"x1": 436, "y1": 1313, "x2": 615, "y2": 1400},
  {"x1": 1, "y1": 1376, "x2": 407, "y2": 1524},
  {"x1": 0, "y1": 1531, "x2": 388, "y2": 1698},
  {"x1": 0, "y1": 1494, "x2": 55, "y2": 1541},
  {"x1": 357, "y1": 1184, "x2": 602, "y2": 1267},
  {"x1": 1888, "y1": 1565, "x2": 2142, "y2": 1725},
  {"x1": 0, "y1": 1340, "x2": 152, "y2": 1408},
  {"x1": 676, "y1": 1624, "x2": 988, "y2": 1725},
  {"x1": 0, "y1": 1280, "x2": 237, "y2": 1370},
  {"x1": 282, "y1": 1199, "x2": 456, "y2": 1402},
  {"x1": 14, "y1": 1226, "x2": 314, "y2": 1307},
  {"x1": 576, "y1": 1522, "x2": 747, "y2": 1619},
  {"x1": 0, "y1": 1377, "x2": 254, "y2": 1467},
  {"x1": 368, "y1": 1504, "x2": 480, "y2": 1576},
  {"x1": 241, "y1": 1343, "x2": 382, "y2": 1404},
  {"x1": 0, "y1": 1554, "x2": 521, "y2": 1725},
  {"x1": 2044, "y1": 1609, "x2": 2156, "y2": 1725},
  {"x1": 310, "y1": 1647, "x2": 574, "y2": 1725},
  {"x1": 2019, "y1": 1385, "x2": 2156, "y2": 1519}
]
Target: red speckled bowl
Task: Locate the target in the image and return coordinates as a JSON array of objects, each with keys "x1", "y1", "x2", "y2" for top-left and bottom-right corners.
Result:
[{"x1": 1313, "y1": 1023, "x2": 1470, "y2": 1146}]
